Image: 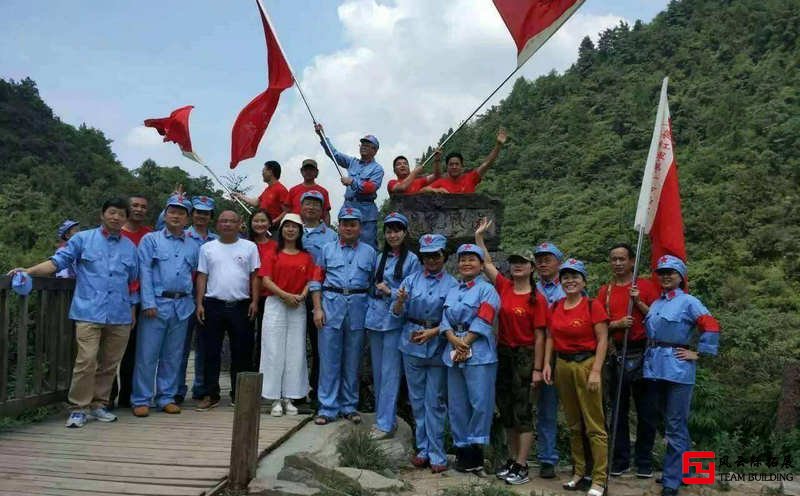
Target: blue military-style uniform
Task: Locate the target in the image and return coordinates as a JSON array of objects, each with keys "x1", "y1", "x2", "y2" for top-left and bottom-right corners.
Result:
[
  {"x1": 393, "y1": 234, "x2": 458, "y2": 467},
  {"x1": 301, "y1": 192, "x2": 338, "y2": 263},
  {"x1": 309, "y1": 207, "x2": 377, "y2": 419},
  {"x1": 320, "y1": 135, "x2": 384, "y2": 249},
  {"x1": 365, "y1": 213, "x2": 421, "y2": 434},
  {"x1": 133, "y1": 195, "x2": 199, "y2": 409},
  {"x1": 644, "y1": 255, "x2": 720, "y2": 492},
  {"x1": 178, "y1": 195, "x2": 218, "y2": 401},
  {"x1": 532, "y1": 241, "x2": 565, "y2": 467},
  {"x1": 441, "y1": 244, "x2": 500, "y2": 449}
]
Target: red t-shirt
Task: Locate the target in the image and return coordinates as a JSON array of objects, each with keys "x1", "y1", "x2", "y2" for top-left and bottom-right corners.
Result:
[
  {"x1": 596, "y1": 278, "x2": 659, "y2": 343},
  {"x1": 256, "y1": 240, "x2": 278, "y2": 296},
  {"x1": 427, "y1": 170, "x2": 482, "y2": 193},
  {"x1": 548, "y1": 297, "x2": 609, "y2": 353},
  {"x1": 287, "y1": 183, "x2": 331, "y2": 214},
  {"x1": 121, "y1": 225, "x2": 153, "y2": 246},
  {"x1": 387, "y1": 176, "x2": 431, "y2": 195},
  {"x1": 258, "y1": 181, "x2": 289, "y2": 221},
  {"x1": 258, "y1": 250, "x2": 317, "y2": 296},
  {"x1": 494, "y1": 274, "x2": 548, "y2": 347}
]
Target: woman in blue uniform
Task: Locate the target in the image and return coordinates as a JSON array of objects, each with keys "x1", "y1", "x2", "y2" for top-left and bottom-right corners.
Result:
[
  {"x1": 644, "y1": 255, "x2": 720, "y2": 496},
  {"x1": 392, "y1": 234, "x2": 458, "y2": 472},
  {"x1": 365, "y1": 212, "x2": 421, "y2": 439},
  {"x1": 441, "y1": 243, "x2": 500, "y2": 473}
]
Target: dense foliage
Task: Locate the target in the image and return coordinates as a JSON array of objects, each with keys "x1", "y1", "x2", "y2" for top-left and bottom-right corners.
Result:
[
  {"x1": 0, "y1": 77, "x2": 237, "y2": 270},
  {"x1": 432, "y1": 0, "x2": 799, "y2": 467}
]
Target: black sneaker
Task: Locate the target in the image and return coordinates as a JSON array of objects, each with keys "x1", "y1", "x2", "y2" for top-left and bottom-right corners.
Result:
[
  {"x1": 463, "y1": 445, "x2": 484, "y2": 473},
  {"x1": 505, "y1": 463, "x2": 530, "y2": 485},
  {"x1": 495, "y1": 458, "x2": 515, "y2": 479},
  {"x1": 610, "y1": 465, "x2": 630, "y2": 476},
  {"x1": 636, "y1": 467, "x2": 654, "y2": 479},
  {"x1": 661, "y1": 488, "x2": 679, "y2": 496},
  {"x1": 539, "y1": 462, "x2": 556, "y2": 479}
]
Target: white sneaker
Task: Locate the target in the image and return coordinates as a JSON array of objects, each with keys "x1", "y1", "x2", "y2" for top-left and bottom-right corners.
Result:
[
  {"x1": 270, "y1": 400, "x2": 283, "y2": 417},
  {"x1": 65, "y1": 411, "x2": 87, "y2": 428},
  {"x1": 283, "y1": 399, "x2": 298, "y2": 415},
  {"x1": 368, "y1": 425, "x2": 395, "y2": 440},
  {"x1": 88, "y1": 406, "x2": 118, "y2": 422}
]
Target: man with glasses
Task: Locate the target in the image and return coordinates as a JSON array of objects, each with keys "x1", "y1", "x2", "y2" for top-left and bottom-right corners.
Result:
[{"x1": 314, "y1": 123, "x2": 384, "y2": 249}]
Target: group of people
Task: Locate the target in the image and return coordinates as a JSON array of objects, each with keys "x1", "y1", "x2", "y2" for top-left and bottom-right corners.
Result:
[{"x1": 7, "y1": 125, "x2": 719, "y2": 496}]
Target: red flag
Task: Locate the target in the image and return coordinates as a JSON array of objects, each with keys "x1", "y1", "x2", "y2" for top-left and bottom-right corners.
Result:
[
  {"x1": 634, "y1": 78, "x2": 686, "y2": 270},
  {"x1": 493, "y1": 0, "x2": 585, "y2": 67},
  {"x1": 144, "y1": 105, "x2": 194, "y2": 153},
  {"x1": 230, "y1": 0, "x2": 294, "y2": 169}
]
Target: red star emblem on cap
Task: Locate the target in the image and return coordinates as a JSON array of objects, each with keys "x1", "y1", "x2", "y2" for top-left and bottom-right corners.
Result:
[
  {"x1": 200, "y1": 196, "x2": 207, "y2": 202},
  {"x1": 424, "y1": 235, "x2": 433, "y2": 244},
  {"x1": 659, "y1": 256, "x2": 669, "y2": 264},
  {"x1": 541, "y1": 243, "x2": 549, "y2": 248},
  {"x1": 569, "y1": 258, "x2": 577, "y2": 264},
  {"x1": 464, "y1": 244, "x2": 473, "y2": 249},
  {"x1": 345, "y1": 208, "x2": 354, "y2": 214}
]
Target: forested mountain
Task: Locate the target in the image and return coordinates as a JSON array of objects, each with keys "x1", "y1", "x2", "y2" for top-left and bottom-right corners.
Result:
[
  {"x1": 0, "y1": 77, "x2": 234, "y2": 269},
  {"x1": 430, "y1": 0, "x2": 799, "y2": 465}
]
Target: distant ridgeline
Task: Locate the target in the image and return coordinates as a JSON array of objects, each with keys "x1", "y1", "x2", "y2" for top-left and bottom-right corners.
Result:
[
  {"x1": 394, "y1": 0, "x2": 799, "y2": 466},
  {"x1": 0, "y1": 77, "x2": 235, "y2": 269}
]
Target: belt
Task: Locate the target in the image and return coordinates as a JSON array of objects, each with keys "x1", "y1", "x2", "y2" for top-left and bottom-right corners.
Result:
[
  {"x1": 558, "y1": 351, "x2": 595, "y2": 363},
  {"x1": 322, "y1": 286, "x2": 369, "y2": 296},
  {"x1": 160, "y1": 291, "x2": 188, "y2": 299},
  {"x1": 613, "y1": 340, "x2": 647, "y2": 353},
  {"x1": 648, "y1": 339, "x2": 695, "y2": 351},
  {"x1": 205, "y1": 297, "x2": 249, "y2": 308},
  {"x1": 408, "y1": 317, "x2": 440, "y2": 328}
]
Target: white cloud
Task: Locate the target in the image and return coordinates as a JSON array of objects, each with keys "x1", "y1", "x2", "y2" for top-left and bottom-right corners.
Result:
[
  {"x1": 229, "y1": 1, "x2": 628, "y2": 219},
  {"x1": 125, "y1": 125, "x2": 165, "y2": 148}
]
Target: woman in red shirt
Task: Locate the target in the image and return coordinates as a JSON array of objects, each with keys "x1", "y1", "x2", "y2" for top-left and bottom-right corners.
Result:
[
  {"x1": 543, "y1": 259, "x2": 609, "y2": 496},
  {"x1": 475, "y1": 218, "x2": 547, "y2": 485},
  {"x1": 258, "y1": 213, "x2": 317, "y2": 417},
  {"x1": 249, "y1": 209, "x2": 277, "y2": 369}
]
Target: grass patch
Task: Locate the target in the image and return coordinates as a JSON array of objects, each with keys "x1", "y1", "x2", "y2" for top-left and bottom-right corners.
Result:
[
  {"x1": 336, "y1": 426, "x2": 392, "y2": 472},
  {"x1": 0, "y1": 404, "x2": 61, "y2": 432},
  {"x1": 440, "y1": 484, "x2": 522, "y2": 496}
]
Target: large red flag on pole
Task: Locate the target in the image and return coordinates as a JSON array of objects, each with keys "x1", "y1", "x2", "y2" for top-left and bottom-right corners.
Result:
[
  {"x1": 634, "y1": 77, "x2": 687, "y2": 270},
  {"x1": 144, "y1": 105, "x2": 195, "y2": 154},
  {"x1": 493, "y1": 0, "x2": 586, "y2": 67},
  {"x1": 230, "y1": 0, "x2": 294, "y2": 169}
]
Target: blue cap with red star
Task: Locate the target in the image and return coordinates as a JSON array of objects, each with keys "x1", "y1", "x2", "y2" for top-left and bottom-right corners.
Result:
[
  {"x1": 456, "y1": 243, "x2": 484, "y2": 261},
  {"x1": 191, "y1": 195, "x2": 215, "y2": 212},
  {"x1": 338, "y1": 206, "x2": 362, "y2": 221},
  {"x1": 166, "y1": 194, "x2": 192, "y2": 213},
  {"x1": 655, "y1": 254, "x2": 687, "y2": 280},
  {"x1": 559, "y1": 258, "x2": 588, "y2": 280},
  {"x1": 534, "y1": 242, "x2": 564, "y2": 261},
  {"x1": 383, "y1": 212, "x2": 408, "y2": 228},
  {"x1": 419, "y1": 234, "x2": 447, "y2": 253}
]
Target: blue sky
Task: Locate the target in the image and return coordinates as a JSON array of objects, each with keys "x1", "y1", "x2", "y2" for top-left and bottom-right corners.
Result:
[{"x1": 1, "y1": 0, "x2": 670, "y2": 210}]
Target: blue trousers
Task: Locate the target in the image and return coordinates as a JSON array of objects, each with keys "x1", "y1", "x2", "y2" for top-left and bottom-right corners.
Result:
[
  {"x1": 177, "y1": 314, "x2": 205, "y2": 399},
  {"x1": 404, "y1": 354, "x2": 447, "y2": 466},
  {"x1": 447, "y1": 363, "x2": 497, "y2": 446},
  {"x1": 318, "y1": 316, "x2": 365, "y2": 418},
  {"x1": 368, "y1": 329, "x2": 403, "y2": 432},
  {"x1": 536, "y1": 382, "x2": 560, "y2": 465},
  {"x1": 131, "y1": 310, "x2": 189, "y2": 408},
  {"x1": 657, "y1": 380, "x2": 694, "y2": 490}
]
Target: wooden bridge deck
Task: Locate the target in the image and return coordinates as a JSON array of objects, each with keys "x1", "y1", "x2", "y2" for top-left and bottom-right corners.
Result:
[{"x1": 0, "y1": 366, "x2": 309, "y2": 495}]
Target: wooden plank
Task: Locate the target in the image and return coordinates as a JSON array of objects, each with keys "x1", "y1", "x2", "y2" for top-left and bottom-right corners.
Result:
[
  {"x1": 32, "y1": 290, "x2": 46, "y2": 395},
  {"x1": 0, "y1": 290, "x2": 9, "y2": 403},
  {"x1": 46, "y1": 288, "x2": 58, "y2": 391},
  {"x1": 0, "y1": 443, "x2": 231, "y2": 464},
  {"x1": 228, "y1": 372, "x2": 262, "y2": 490},
  {"x1": 57, "y1": 291, "x2": 70, "y2": 390},
  {"x1": 15, "y1": 294, "x2": 29, "y2": 400},
  {"x1": 0, "y1": 390, "x2": 68, "y2": 418},
  {"x1": 0, "y1": 435, "x2": 235, "y2": 451},
  {"x1": 0, "y1": 474, "x2": 204, "y2": 496},
  {"x1": 0, "y1": 466, "x2": 214, "y2": 487},
  {"x1": 0, "y1": 454, "x2": 221, "y2": 480}
]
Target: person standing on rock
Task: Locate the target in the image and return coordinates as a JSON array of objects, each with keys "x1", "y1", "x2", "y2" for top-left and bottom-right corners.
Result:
[
  {"x1": 644, "y1": 255, "x2": 720, "y2": 496},
  {"x1": 441, "y1": 243, "x2": 500, "y2": 473},
  {"x1": 532, "y1": 241, "x2": 565, "y2": 479},
  {"x1": 259, "y1": 213, "x2": 317, "y2": 417},
  {"x1": 365, "y1": 213, "x2": 421, "y2": 440},
  {"x1": 392, "y1": 234, "x2": 458, "y2": 473},
  {"x1": 309, "y1": 206, "x2": 377, "y2": 425},
  {"x1": 314, "y1": 123, "x2": 384, "y2": 249},
  {"x1": 420, "y1": 129, "x2": 506, "y2": 194},
  {"x1": 474, "y1": 219, "x2": 548, "y2": 485},
  {"x1": 543, "y1": 259, "x2": 609, "y2": 496},
  {"x1": 387, "y1": 152, "x2": 441, "y2": 195}
]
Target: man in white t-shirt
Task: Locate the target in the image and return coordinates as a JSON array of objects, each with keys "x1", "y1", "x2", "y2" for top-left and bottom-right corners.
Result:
[{"x1": 194, "y1": 210, "x2": 261, "y2": 411}]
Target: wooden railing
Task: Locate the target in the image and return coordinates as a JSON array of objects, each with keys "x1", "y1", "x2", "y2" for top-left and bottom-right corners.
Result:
[{"x1": 0, "y1": 275, "x2": 75, "y2": 417}]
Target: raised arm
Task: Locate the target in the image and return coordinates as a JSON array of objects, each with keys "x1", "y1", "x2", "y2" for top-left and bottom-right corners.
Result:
[
  {"x1": 475, "y1": 128, "x2": 507, "y2": 178},
  {"x1": 474, "y1": 217, "x2": 498, "y2": 283}
]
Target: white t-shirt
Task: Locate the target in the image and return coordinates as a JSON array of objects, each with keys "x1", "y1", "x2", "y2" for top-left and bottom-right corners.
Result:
[{"x1": 198, "y1": 238, "x2": 260, "y2": 301}]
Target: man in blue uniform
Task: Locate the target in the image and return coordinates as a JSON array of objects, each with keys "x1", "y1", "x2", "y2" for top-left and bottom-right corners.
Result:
[
  {"x1": 310, "y1": 206, "x2": 377, "y2": 424},
  {"x1": 300, "y1": 190, "x2": 338, "y2": 403},
  {"x1": 533, "y1": 241, "x2": 565, "y2": 478},
  {"x1": 9, "y1": 198, "x2": 139, "y2": 428},
  {"x1": 314, "y1": 123, "x2": 384, "y2": 249},
  {"x1": 176, "y1": 195, "x2": 218, "y2": 404},
  {"x1": 132, "y1": 194, "x2": 199, "y2": 416}
]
